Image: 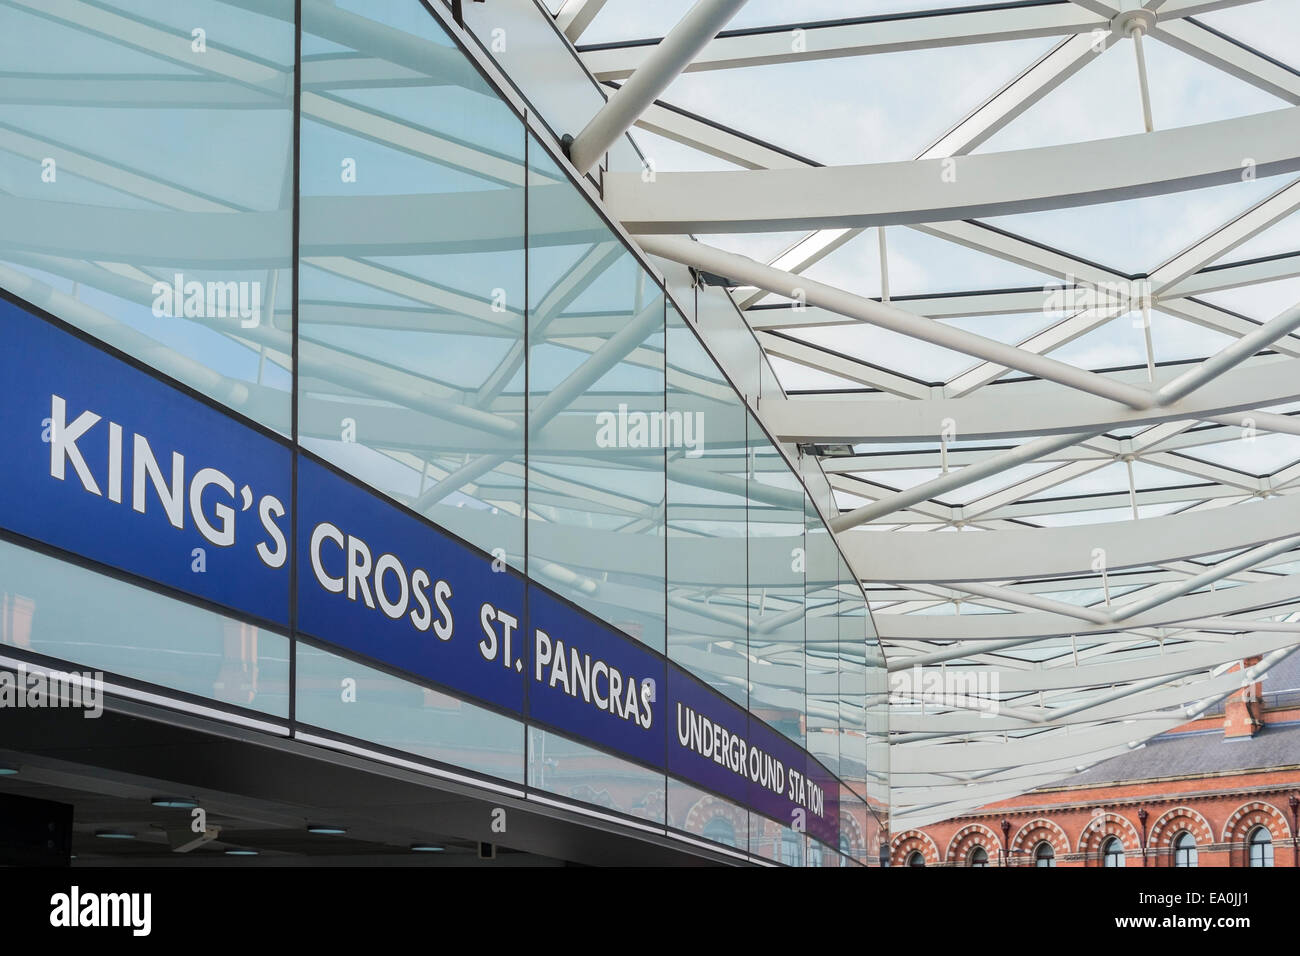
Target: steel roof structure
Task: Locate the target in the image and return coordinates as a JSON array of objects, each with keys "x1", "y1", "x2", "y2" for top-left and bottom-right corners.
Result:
[
  {"x1": 6, "y1": 0, "x2": 1300, "y2": 836},
  {"x1": 552, "y1": 0, "x2": 1300, "y2": 828}
]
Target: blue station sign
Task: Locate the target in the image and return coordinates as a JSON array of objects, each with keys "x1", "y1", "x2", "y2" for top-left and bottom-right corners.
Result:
[{"x1": 0, "y1": 294, "x2": 843, "y2": 848}]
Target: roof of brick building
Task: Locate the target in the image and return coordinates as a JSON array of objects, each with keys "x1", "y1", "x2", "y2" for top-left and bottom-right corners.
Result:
[
  {"x1": 1061, "y1": 721, "x2": 1300, "y2": 786},
  {"x1": 1054, "y1": 649, "x2": 1300, "y2": 787}
]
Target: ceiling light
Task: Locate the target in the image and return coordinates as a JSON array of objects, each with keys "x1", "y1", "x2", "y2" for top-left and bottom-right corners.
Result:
[
  {"x1": 306, "y1": 824, "x2": 347, "y2": 835},
  {"x1": 225, "y1": 849, "x2": 258, "y2": 856},
  {"x1": 150, "y1": 796, "x2": 198, "y2": 809},
  {"x1": 410, "y1": 844, "x2": 445, "y2": 853},
  {"x1": 94, "y1": 829, "x2": 135, "y2": 840},
  {"x1": 0, "y1": 764, "x2": 18, "y2": 775}
]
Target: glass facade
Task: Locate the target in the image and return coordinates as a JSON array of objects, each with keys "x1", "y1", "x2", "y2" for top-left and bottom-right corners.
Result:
[{"x1": 0, "y1": 0, "x2": 887, "y2": 865}]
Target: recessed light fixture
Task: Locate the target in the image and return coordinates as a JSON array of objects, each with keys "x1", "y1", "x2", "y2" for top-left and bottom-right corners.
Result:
[
  {"x1": 94, "y1": 829, "x2": 135, "y2": 840},
  {"x1": 150, "y1": 796, "x2": 198, "y2": 809},
  {"x1": 225, "y1": 849, "x2": 258, "y2": 856},
  {"x1": 0, "y1": 764, "x2": 18, "y2": 776},
  {"x1": 306, "y1": 824, "x2": 347, "y2": 835},
  {"x1": 410, "y1": 843, "x2": 445, "y2": 853}
]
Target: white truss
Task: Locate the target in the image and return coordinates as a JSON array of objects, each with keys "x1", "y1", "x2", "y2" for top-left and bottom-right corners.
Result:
[{"x1": 576, "y1": 0, "x2": 1300, "y2": 829}]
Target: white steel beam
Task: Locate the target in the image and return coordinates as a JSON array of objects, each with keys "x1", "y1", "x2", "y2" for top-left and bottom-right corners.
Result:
[
  {"x1": 847, "y1": 489, "x2": 1300, "y2": 582},
  {"x1": 579, "y1": 3, "x2": 1106, "y2": 80},
  {"x1": 637, "y1": 234, "x2": 1158, "y2": 408},
  {"x1": 763, "y1": 354, "x2": 1300, "y2": 442},
  {"x1": 566, "y1": 0, "x2": 750, "y2": 174},
  {"x1": 876, "y1": 572, "x2": 1300, "y2": 641},
  {"x1": 608, "y1": 107, "x2": 1300, "y2": 232},
  {"x1": 554, "y1": 0, "x2": 610, "y2": 43}
]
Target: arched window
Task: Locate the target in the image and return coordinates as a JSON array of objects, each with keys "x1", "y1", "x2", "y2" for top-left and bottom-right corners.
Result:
[
  {"x1": 1102, "y1": 836, "x2": 1125, "y2": 867},
  {"x1": 702, "y1": 816, "x2": 736, "y2": 849},
  {"x1": 1034, "y1": 841, "x2": 1055, "y2": 867},
  {"x1": 906, "y1": 850, "x2": 926, "y2": 867},
  {"x1": 968, "y1": 846, "x2": 989, "y2": 868},
  {"x1": 1173, "y1": 831, "x2": 1198, "y2": 867},
  {"x1": 1248, "y1": 827, "x2": 1273, "y2": 868}
]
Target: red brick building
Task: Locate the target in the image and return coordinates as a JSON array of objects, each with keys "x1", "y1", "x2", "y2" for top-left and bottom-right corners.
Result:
[{"x1": 891, "y1": 655, "x2": 1300, "y2": 867}]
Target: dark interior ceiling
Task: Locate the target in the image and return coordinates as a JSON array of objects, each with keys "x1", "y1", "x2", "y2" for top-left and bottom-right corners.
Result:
[{"x1": 0, "y1": 693, "x2": 740, "y2": 867}]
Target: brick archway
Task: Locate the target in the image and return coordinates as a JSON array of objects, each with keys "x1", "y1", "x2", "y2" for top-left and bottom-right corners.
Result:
[
  {"x1": 1077, "y1": 811, "x2": 1141, "y2": 865},
  {"x1": 839, "y1": 810, "x2": 865, "y2": 858},
  {"x1": 1149, "y1": 807, "x2": 1213, "y2": 866},
  {"x1": 682, "y1": 794, "x2": 747, "y2": 845},
  {"x1": 1222, "y1": 801, "x2": 1291, "y2": 866},
  {"x1": 1010, "y1": 818, "x2": 1070, "y2": 865},
  {"x1": 891, "y1": 829, "x2": 941, "y2": 867},
  {"x1": 946, "y1": 823, "x2": 1001, "y2": 865}
]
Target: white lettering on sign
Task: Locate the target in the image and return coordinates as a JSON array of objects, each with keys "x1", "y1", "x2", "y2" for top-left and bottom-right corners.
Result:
[
  {"x1": 307, "y1": 522, "x2": 454, "y2": 637},
  {"x1": 533, "y1": 628, "x2": 655, "y2": 730},
  {"x1": 674, "y1": 702, "x2": 824, "y2": 817},
  {"x1": 47, "y1": 394, "x2": 286, "y2": 566}
]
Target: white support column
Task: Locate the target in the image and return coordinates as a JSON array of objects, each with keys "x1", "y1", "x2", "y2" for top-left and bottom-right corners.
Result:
[
  {"x1": 566, "y1": 0, "x2": 750, "y2": 174},
  {"x1": 1119, "y1": 9, "x2": 1158, "y2": 133},
  {"x1": 878, "y1": 226, "x2": 891, "y2": 304}
]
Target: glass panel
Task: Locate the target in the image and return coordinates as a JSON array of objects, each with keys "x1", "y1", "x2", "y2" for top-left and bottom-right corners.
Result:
[
  {"x1": 864, "y1": 598, "x2": 891, "y2": 843},
  {"x1": 0, "y1": 0, "x2": 295, "y2": 433},
  {"x1": 458, "y1": 0, "x2": 608, "y2": 148},
  {"x1": 805, "y1": 497, "x2": 840, "y2": 777},
  {"x1": 0, "y1": 538, "x2": 288, "y2": 716},
  {"x1": 297, "y1": 0, "x2": 527, "y2": 565},
  {"x1": 667, "y1": 777, "x2": 749, "y2": 851},
  {"x1": 840, "y1": 792, "x2": 870, "y2": 865},
  {"x1": 749, "y1": 813, "x2": 806, "y2": 866},
  {"x1": 527, "y1": 726, "x2": 665, "y2": 824},
  {"x1": 295, "y1": 641, "x2": 524, "y2": 784},
  {"x1": 697, "y1": 287, "x2": 761, "y2": 401},
  {"x1": 747, "y1": 414, "x2": 805, "y2": 747},
  {"x1": 838, "y1": 559, "x2": 870, "y2": 801},
  {"x1": 666, "y1": 305, "x2": 750, "y2": 706},
  {"x1": 527, "y1": 134, "x2": 665, "y2": 651}
]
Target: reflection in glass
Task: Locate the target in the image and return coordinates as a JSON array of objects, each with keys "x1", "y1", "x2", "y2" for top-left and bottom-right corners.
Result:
[
  {"x1": 528, "y1": 727, "x2": 665, "y2": 824},
  {"x1": 0, "y1": 537, "x2": 288, "y2": 716},
  {"x1": 527, "y1": 135, "x2": 665, "y2": 651},
  {"x1": 747, "y1": 414, "x2": 805, "y2": 746},
  {"x1": 840, "y1": 793, "x2": 870, "y2": 864},
  {"x1": 0, "y1": 0, "x2": 295, "y2": 433},
  {"x1": 297, "y1": 0, "x2": 527, "y2": 563},
  {"x1": 750, "y1": 813, "x2": 805, "y2": 866},
  {"x1": 668, "y1": 777, "x2": 749, "y2": 851},
  {"x1": 667, "y1": 306, "x2": 750, "y2": 706},
  {"x1": 805, "y1": 499, "x2": 840, "y2": 776},
  {"x1": 296, "y1": 641, "x2": 525, "y2": 783}
]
